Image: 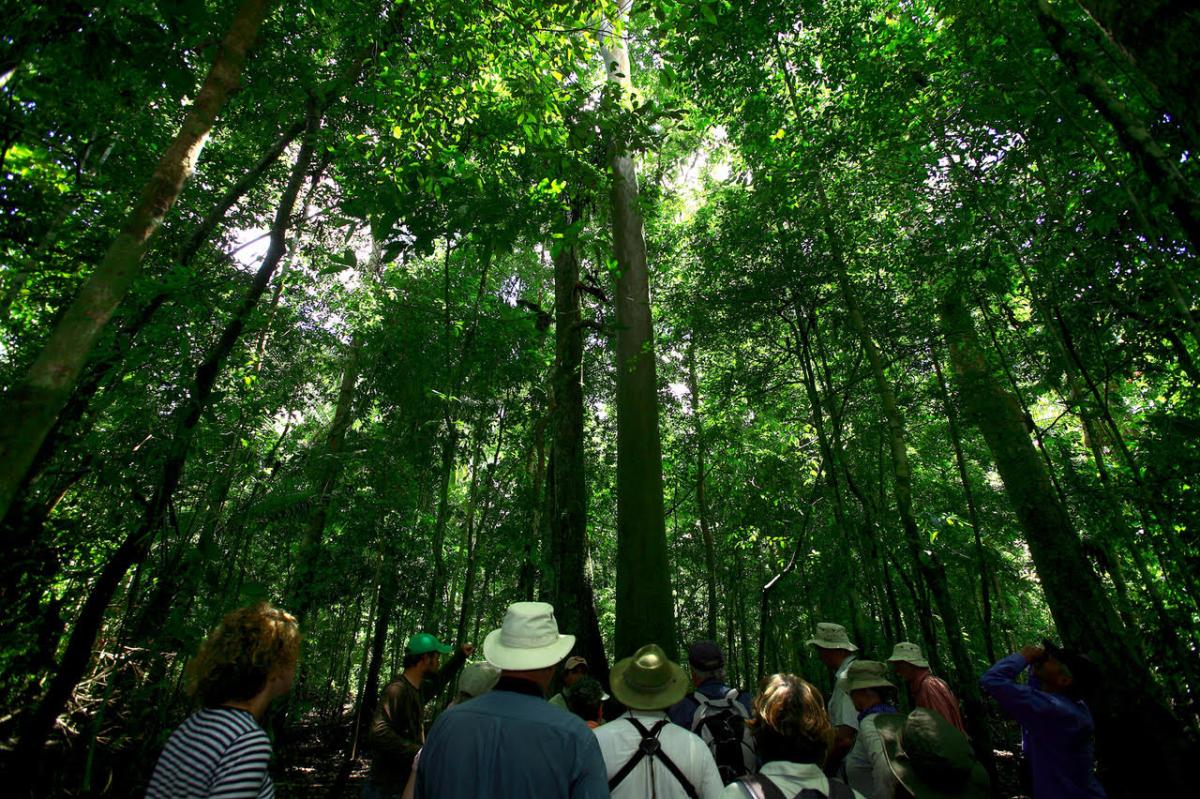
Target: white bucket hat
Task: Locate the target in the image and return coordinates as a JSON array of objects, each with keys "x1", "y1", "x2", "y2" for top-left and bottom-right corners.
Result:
[
  {"x1": 887, "y1": 641, "x2": 930, "y2": 669},
  {"x1": 483, "y1": 602, "x2": 576, "y2": 671},
  {"x1": 806, "y1": 622, "x2": 859, "y2": 652}
]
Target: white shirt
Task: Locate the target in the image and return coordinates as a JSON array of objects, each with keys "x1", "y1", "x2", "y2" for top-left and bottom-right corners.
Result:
[
  {"x1": 595, "y1": 710, "x2": 725, "y2": 799},
  {"x1": 829, "y1": 657, "x2": 860, "y2": 731},
  {"x1": 718, "y1": 761, "x2": 867, "y2": 798},
  {"x1": 843, "y1": 714, "x2": 896, "y2": 799}
]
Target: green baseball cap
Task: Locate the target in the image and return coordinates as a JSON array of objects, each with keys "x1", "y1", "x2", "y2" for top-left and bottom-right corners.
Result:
[{"x1": 406, "y1": 632, "x2": 453, "y2": 655}]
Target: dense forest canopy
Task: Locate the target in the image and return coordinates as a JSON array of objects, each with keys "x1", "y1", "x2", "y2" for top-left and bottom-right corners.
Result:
[{"x1": 1, "y1": 0, "x2": 1198, "y2": 796}]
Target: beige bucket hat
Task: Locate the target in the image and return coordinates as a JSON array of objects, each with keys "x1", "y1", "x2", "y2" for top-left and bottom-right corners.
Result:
[
  {"x1": 887, "y1": 641, "x2": 930, "y2": 669},
  {"x1": 457, "y1": 661, "x2": 501, "y2": 698},
  {"x1": 483, "y1": 602, "x2": 576, "y2": 671},
  {"x1": 806, "y1": 622, "x2": 859, "y2": 652},
  {"x1": 837, "y1": 660, "x2": 896, "y2": 693},
  {"x1": 609, "y1": 644, "x2": 691, "y2": 711}
]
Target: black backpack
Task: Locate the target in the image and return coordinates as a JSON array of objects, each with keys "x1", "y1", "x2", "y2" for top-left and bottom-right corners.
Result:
[
  {"x1": 736, "y1": 773, "x2": 855, "y2": 799},
  {"x1": 689, "y1": 688, "x2": 756, "y2": 784}
]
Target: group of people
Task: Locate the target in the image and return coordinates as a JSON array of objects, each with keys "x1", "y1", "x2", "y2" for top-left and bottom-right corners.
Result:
[{"x1": 144, "y1": 601, "x2": 1106, "y2": 798}]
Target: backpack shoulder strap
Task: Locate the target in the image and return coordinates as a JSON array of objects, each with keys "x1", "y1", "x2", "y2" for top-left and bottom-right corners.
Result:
[
  {"x1": 690, "y1": 694, "x2": 710, "y2": 731},
  {"x1": 608, "y1": 718, "x2": 652, "y2": 792},
  {"x1": 650, "y1": 720, "x2": 699, "y2": 799},
  {"x1": 736, "y1": 774, "x2": 789, "y2": 799},
  {"x1": 728, "y1": 689, "x2": 751, "y2": 719},
  {"x1": 608, "y1": 718, "x2": 699, "y2": 799}
]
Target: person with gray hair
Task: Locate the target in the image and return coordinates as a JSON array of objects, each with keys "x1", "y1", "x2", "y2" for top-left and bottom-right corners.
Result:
[{"x1": 668, "y1": 640, "x2": 755, "y2": 783}]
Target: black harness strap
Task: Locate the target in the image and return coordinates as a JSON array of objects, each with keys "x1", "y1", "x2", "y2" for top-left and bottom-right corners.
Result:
[{"x1": 608, "y1": 717, "x2": 699, "y2": 798}]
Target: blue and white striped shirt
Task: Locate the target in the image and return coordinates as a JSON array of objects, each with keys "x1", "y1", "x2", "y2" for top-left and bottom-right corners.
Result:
[{"x1": 146, "y1": 707, "x2": 275, "y2": 798}]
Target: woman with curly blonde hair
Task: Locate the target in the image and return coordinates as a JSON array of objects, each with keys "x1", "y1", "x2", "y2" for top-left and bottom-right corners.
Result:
[
  {"x1": 721, "y1": 673, "x2": 865, "y2": 798},
  {"x1": 146, "y1": 602, "x2": 299, "y2": 799}
]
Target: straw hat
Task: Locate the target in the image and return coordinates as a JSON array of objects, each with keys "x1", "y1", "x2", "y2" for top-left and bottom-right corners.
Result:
[
  {"x1": 806, "y1": 622, "x2": 859, "y2": 652},
  {"x1": 876, "y1": 709, "x2": 990, "y2": 799},
  {"x1": 837, "y1": 660, "x2": 896, "y2": 693},
  {"x1": 887, "y1": 641, "x2": 930, "y2": 669},
  {"x1": 483, "y1": 602, "x2": 576, "y2": 671},
  {"x1": 609, "y1": 644, "x2": 691, "y2": 711}
]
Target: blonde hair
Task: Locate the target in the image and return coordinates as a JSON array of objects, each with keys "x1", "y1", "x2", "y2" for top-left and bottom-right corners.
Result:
[
  {"x1": 747, "y1": 673, "x2": 834, "y2": 765},
  {"x1": 187, "y1": 602, "x2": 300, "y2": 706}
]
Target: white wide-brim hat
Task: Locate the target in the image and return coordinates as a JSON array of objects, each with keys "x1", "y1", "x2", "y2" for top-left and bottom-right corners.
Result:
[
  {"x1": 484, "y1": 601, "x2": 576, "y2": 671},
  {"x1": 887, "y1": 641, "x2": 930, "y2": 669}
]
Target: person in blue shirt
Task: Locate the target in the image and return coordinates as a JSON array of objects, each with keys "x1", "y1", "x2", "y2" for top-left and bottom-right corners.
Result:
[
  {"x1": 414, "y1": 602, "x2": 608, "y2": 799},
  {"x1": 980, "y1": 640, "x2": 1106, "y2": 798},
  {"x1": 668, "y1": 640, "x2": 756, "y2": 783},
  {"x1": 668, "y1": 641, "x2": 753, "y2": 727}
]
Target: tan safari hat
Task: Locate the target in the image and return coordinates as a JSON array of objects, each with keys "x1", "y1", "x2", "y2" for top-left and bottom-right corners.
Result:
[
  {"x1": 806, "y1": 622, "x2": 859, "y2": 652},
  {"x1": 888, "y1": 641, "x2": 930, "y2": 669},
  {"x1": 609, "y1": 644, "x2": 690, "y2": 711},
  {"x1": 838, "y1": 660, "x2": 896, "y2": 693}
]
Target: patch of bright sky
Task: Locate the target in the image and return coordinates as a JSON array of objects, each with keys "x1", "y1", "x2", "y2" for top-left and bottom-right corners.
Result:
[{"x1": 668, "y1": 125, "x2": 731, "y2": 222}]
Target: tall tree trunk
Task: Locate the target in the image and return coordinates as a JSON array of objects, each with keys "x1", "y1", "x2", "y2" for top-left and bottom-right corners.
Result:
[
  {"x1": 455, "y1": 413, "x2": 502, "y2": 646},
  {"x1": 600, "y1": 13, "x2": 676, "y2": 660},
  {"x1": 12, "y1": 108, "x2": 317, "y2": 768},
  {"x1": 1035, "y1": 0, "x2": 1200, "y2": 254},
  {"x1": 786, "y1": 305, "x2": 872, "y2": 657},
  {"x1": 290, "y1": 336, "x2": 364, "y2": 624},
  {"x1": 1074, "y1": 0, "x2": 1200, "y2": 145},
  {"x1": 521, "y1": 412, "x2": 547, "y2": 602},
  {"x1": 425, "y1": 245, "x2": 492, "y2": 626},
  {"x1": 686, "y1": 336, "x2": 719, "y2": 641},
  {"x1": 939, "y1": 280, "x2": 1196, "y2": 796},
  {"x1": 0, "y1": 0, "x2": 272, "y2": 523},
  {"x1": 548, "y1": 208, "x2": 609, "y2": 681},
  {"x1": 930, "y1": 344, "x2": 998, "y2": 664}
]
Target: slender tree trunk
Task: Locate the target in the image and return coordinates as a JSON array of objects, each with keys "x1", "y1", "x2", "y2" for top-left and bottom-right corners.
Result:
[
  {"x1": 356, "y1": 566, "x2": 395, "y2": 757},
  {"x1": 734, "y1": 548, "x2": 752, "y2": 688},
  {"x1": 787, "y1": 305, "x2": 871, "y2": 655},
  {"x1": 1035, "y1": 0, "x2": 1200, "y2": 254},
  {"x1": 425, "y1": 245, "x2": 492, "y2": 626},
  {"x1": 0, "y1": 0, "x2": 272, "y2": 523},
  {"x1": 548, "y1": 208, "x2": 609, "y2": 681},
  {"x1": 940, "y1": 281, "x2": 1196, "y2": 796},
  {"x1": 13, "y1": 109, "x2": 317, "y2": 768},
  {"x1": 686, "y1": 337, "x2": 719, "y2": 641},
  {"x1": 812, "y1": 181, "x2": 993, "y2": 774},
  {"x1": 521, "y1": 412, "x2": 547, "y2": 602},
  {"x1": 931, "y1": 344, "x2": 998, "y2": 664},
  {"x1": 456, "y1": 412, "x2": 503, "y2": 645},
  {"x1": 290, "y1": 336, "x2": 364, "y2": 624},
  {"x1": 600, "y1": 15, "x2": 676, "y2": 660}
]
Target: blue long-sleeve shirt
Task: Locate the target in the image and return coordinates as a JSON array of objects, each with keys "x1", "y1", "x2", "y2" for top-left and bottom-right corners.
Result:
[
  {"x1": 980, "y1": 653, "x2": 1106, "y2": 799},
  {"x1": 415, "y1": 677, "x2": 609, "y2": 799}
]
